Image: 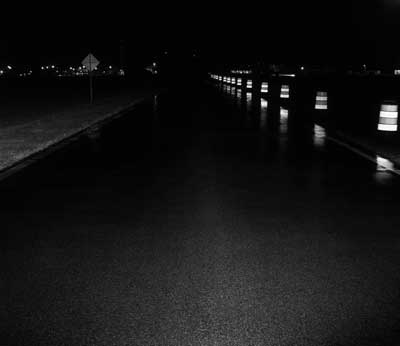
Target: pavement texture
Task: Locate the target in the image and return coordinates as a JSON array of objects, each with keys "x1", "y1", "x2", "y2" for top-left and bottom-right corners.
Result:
[{"x1": 2, "y1": 86, "x2": 400, "y2": 346}]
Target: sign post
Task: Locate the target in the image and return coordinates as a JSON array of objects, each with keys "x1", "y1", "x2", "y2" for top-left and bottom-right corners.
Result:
[{"x1": 82, "y1": 53, "x2": 100, "y2": 104}]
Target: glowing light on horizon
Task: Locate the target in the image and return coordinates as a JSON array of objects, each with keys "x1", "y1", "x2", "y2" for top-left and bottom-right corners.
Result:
[{"x1": 231, "y1": 70, "x2": 251, "y2": 74}]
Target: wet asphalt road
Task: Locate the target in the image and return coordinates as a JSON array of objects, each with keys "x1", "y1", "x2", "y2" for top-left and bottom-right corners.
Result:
[{"x1": 2, "y1": 83, "x2": 400, "y2": 346}]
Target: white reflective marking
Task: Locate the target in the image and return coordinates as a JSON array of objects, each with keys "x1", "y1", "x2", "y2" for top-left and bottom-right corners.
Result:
[
  {"x1": 280, "y1": 85, "x2": 290, "y2": 98},
  {"x1": 261, "y1": 82, "x2": 268, "y2": 93},
  {"x1": 378, "y1": 124, "x2": 398, "y2": 131},
  {"x1": 315, "y1": 91, "x2": 328, "y2": 110},
  {"x1": 321, "y1": 131, "x2": 400, "y2": 176},
  {"x1": 378, "y1": 103, "x2": 398, "y2": 131},
  {"x1": 379, "y1": 111, "x2": 398, "y2": 118}
]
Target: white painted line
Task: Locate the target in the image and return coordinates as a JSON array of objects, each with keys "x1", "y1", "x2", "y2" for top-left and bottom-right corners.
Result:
[{"x1": 325, "y1": 132, "x2": 400, "y2": 176}]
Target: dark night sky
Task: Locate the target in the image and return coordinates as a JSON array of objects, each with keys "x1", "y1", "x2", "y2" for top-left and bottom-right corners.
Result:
[{"x1": 2, "y1": 1, "x2": 400, "y2": 68}]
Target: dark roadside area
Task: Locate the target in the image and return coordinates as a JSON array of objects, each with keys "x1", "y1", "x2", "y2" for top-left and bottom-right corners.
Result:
[
  {"x1": 0, "y1": 73, "x2": 162, "y2": 173},
  {"x1": 0, "y1": 75, "x2": 155, "y2": 127}
]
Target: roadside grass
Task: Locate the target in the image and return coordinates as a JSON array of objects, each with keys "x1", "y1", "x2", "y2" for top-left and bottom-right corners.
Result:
[{"x1": 0, "y1": 90, "x2": 154, "y2": 171}]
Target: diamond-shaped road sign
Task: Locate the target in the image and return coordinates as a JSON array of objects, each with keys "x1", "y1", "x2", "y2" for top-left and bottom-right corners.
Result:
[{"x1": 82, "y1": 53, "x2": 99, "y2": 72}]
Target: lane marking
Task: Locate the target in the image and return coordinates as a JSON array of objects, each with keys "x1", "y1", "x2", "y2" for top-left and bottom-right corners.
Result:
[{"x1": 325, "y1": 133, "x2": 400, "y2": 176}]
